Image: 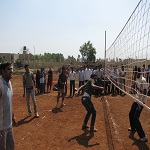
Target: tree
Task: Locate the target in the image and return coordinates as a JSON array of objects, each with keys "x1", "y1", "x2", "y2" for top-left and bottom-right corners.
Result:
[
  {"x1": 79, "y1": 41, "x2": 96, "y2": 63},
  {"x1": 34, "y1": 53, "x2": 64, "y2": 62},
  {"x1": 15, "y1": 59, "x2": 23, "y2": 68}
]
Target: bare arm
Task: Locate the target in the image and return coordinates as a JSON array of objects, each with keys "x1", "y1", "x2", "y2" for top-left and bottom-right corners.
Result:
[
  {"x1": 91, "y1": 79, "x2": 104, "y2": 90},
  {"x1": 75, "y1": 84, "x2": 86, "y2": 96}
]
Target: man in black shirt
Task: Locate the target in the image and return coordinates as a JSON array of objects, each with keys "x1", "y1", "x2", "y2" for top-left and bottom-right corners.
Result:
[
  {"x1": 76, "y1": 74, "x2": 104, "y2": 132},
  {"x1": 56, "y1": 67, "x2": 67, "y2": 108}
]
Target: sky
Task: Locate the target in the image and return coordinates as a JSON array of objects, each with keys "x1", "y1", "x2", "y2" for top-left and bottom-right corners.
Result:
[{"x1": 0, "y1": 0, "x2": 139, "y2": 59}]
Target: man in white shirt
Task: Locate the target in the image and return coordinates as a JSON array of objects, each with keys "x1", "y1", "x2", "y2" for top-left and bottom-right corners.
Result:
[
  {"x1": 128, "y1": 67, "x2": 148, "y2": 142},
  {"x1": 110, "y1": 66, "x2": 119, "y2": 95},
  {"x1": 118, "y1": 65, "x2": 126, "y2": 96},
  {"x1": 95, "y1": 65, "x2": 103, "y2": 96},
  {"x1": 0, "y1": 62, "x2": 17, "y2": 150},
  {"x1": 69, "y1": 67, "x2": 76, "y2": 97},
  {"x1": 78, "y1": 67, "x2": 84, "y2": 88},
  {"x1": 84, "y1": 66, "x2": 92, "y2": 82}
]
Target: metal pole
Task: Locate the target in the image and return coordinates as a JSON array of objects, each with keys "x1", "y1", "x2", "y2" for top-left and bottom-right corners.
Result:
[{"x1": 104, "y1": 31, "x2": 106, "y2": 94}]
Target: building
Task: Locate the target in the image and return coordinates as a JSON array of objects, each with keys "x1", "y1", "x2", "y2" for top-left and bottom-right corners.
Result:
[
  {"x1": 0, "y1": 52, "x2": 30, "y2": 64},
  {"x1": 0, "y1": 53, "x2": 19, "y2": 63}
]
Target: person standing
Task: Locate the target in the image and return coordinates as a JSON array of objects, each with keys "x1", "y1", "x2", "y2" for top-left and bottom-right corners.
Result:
[
  {"x1": 146, "y1": 64, "x2": 150, "y2": 83},
  {"x1": 133, "y1": 65, "x2": 138, "y2": 81},
  {"x1": 128, "y1": 67, "x2": 148, "y2": 142},
  {"x1": 141, "y1": 64, "x2": 146, "y2": 78},
  {"x1": 69, "y1": 67, "x2": 76, "y2": 97},
  {"x1": 0, "y1": 62, "x2": 17, "y2": 150},
  {"x1": 95, "y1": 64, "x2": 103, "y2": 86},
  {"x1": 111, "y1": 66, "x2": 119, "y2": 95},
  {"x1": 84, "y1": 66, "x2": 92, "y2": 82},
  {"x1": 47, "y1": 67, "x2": 53, "y2": 93},
  {"x1": 95, "y1": 65, "x2": 104, "y2": 96},
  {"x1": 35, "y1": 69, "x2": 40, "y2": 94},
  {"x1": 78, "y1": 67, "x2": 84, "y2": 94},
  {"x1": 56, "y1": 67, "x2": 67, "y2": 108},
  {"x1": 23, "y1": 64, "x2": 39, "y2": 118},
  {"x1": 40, "y1": 68, "x2": 46, "y2": 94},
  {"x1": 118, "y1": 65, "x2": 126, "y2": 96},
  {"x1": 76, "y1": 74, "x2": 104, "y2": 132},
  {"x1": 65, "y1": 67, "x2": 69, "y2": 95}
]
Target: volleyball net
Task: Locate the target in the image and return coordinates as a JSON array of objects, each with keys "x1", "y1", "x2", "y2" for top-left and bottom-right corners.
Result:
[{"x1": 105, "y1": 0, "x2": 150, "y2": 110}]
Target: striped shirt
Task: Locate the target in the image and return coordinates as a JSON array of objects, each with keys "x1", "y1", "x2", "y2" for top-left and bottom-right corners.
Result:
[{"x1": 0, "y1": 77, "x2": 13, "y2": 130}]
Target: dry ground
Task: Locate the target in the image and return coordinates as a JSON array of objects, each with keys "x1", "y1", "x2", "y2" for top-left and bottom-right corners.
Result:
[{"x1": 11, "y1": 74, "x2": 150, "y2": 150}]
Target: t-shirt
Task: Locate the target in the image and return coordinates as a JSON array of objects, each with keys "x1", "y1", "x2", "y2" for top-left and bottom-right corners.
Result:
[
  {"x1": 69, "y1": 71, "x2": 76, "y2": 80},
  {"x1": 136, "y1": 76, "x2": 148, "y2": 103},
  {"x1": 0, "y1": 77, "x2": 13, "y2": 130},
  {"x1": 23, "y1": 72, "x2": 34, "y2": 88},
  {"x1": 58, "y1": 73, "x2": 67, "y2": 89},
  {"x1": 82, "y1": 78, "x2": 95, "y2": 97}
]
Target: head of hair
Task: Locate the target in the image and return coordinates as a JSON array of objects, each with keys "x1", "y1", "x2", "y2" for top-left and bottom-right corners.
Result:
[
  {"x1": 24, "y1": 64, "x2": 29, "y2": 69},
  {"x1": 0, "y1": 62, "x2": 12, "y2": 75},
  {"x1": 0, "y1": 62, "x2": 12, "y2": 71}
]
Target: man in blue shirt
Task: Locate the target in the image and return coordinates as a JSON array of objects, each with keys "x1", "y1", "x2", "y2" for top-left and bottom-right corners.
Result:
[{"x1": 0, "y1": 62, "x2": 17, "y2": 150}]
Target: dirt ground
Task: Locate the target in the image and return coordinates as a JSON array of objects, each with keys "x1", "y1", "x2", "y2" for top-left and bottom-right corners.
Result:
[{"x1": 11, "y1": 74, "x2": 150, "y2": 150}]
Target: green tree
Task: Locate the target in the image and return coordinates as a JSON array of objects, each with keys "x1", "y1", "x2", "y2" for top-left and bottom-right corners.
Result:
[
  {"x1": 34, "y1": 53, "x2": 64, "y2": 62},
  {"x1": 79, "y1": 41, "x2": 96, "y2": 63},
  {"x1": 15, "y1": 59, "x2": 23, "y2": 68}
]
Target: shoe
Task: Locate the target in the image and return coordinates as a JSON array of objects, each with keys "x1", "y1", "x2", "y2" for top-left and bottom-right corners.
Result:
[
  {"x1": 61, "y1": 103, "x2": 66, "y2": 106},
  {"x1": 35, "y1": 112, "x2": 39, "y2": 118},
  {"x1": 90, "y1": 127, "x2": 98, "y2": 132},
  {"x1": 138, "y1": 136, "x2": 148, "y2": 142},
  {"x1": 82, "y1": 124, "x2": 90, "y2": 130},
  {"x1": 27, "y1": 113, "x2": 32, "y2": 117},
  {"x1": 128, "y1": 127, "x2": 136, "y2": 132}
]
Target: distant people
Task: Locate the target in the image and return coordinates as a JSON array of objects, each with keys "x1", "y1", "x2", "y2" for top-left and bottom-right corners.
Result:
[
  {"x1": 65, "y1": 67, "x2": 69, "y2": 95},
  {"x1": 47, "y1": 67, "x2": 53, "y2": 93},
  {"x1": 103, "y1": 75, "x2": 111, "y2": 95},
  {"x1": 128, "y1": 67, "x2": 148, "y2": 142},
  {"x1": 56, "y1": 67, "x2": 67, "y2": 108},
  {"x1": 95, "y1": 65, "x2": 103, "y2": 86},
  {"x1": 78, "y1": 67, "x2": 84, "y2": 94},
  {"x1": 84, "y1": 66, "x2": 92, "y2": 82},
  {"x1": 133, "y1": 65, "x2": 138, "y2": 81},
  {"x1": 141, "y1": 64, "x2": 146, "y2": 78},
  {"x1": 76, "y1": 74, "x2": 104, "y2": 132},
  {"x1": 69, "y1": 67, "x2": 76, "y2": 97},
  {"x1": 0, "y1": 62, "x2": 17, "y2": 150},
  {"x1": 119, "y1": 65, "x2": 126, "y2": 96},
  {"x1": 95, "y1": 65, "x2": 103, "y2": 96},
  {"x1": 146, "y1": 65, "x2": 150, "y2": 83},
  {"x1": 23, "y1": 64, "x2": 39, "y2": 118},
  {"x1": 35, "y1": 69, "x2": 40, "y2": 94},
  {"x1": 111, "y1": 66, "x2": 119, "y2": 95},
  {"x1": 40, "y1": 68, "x2": 46, "y2": 94}
]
